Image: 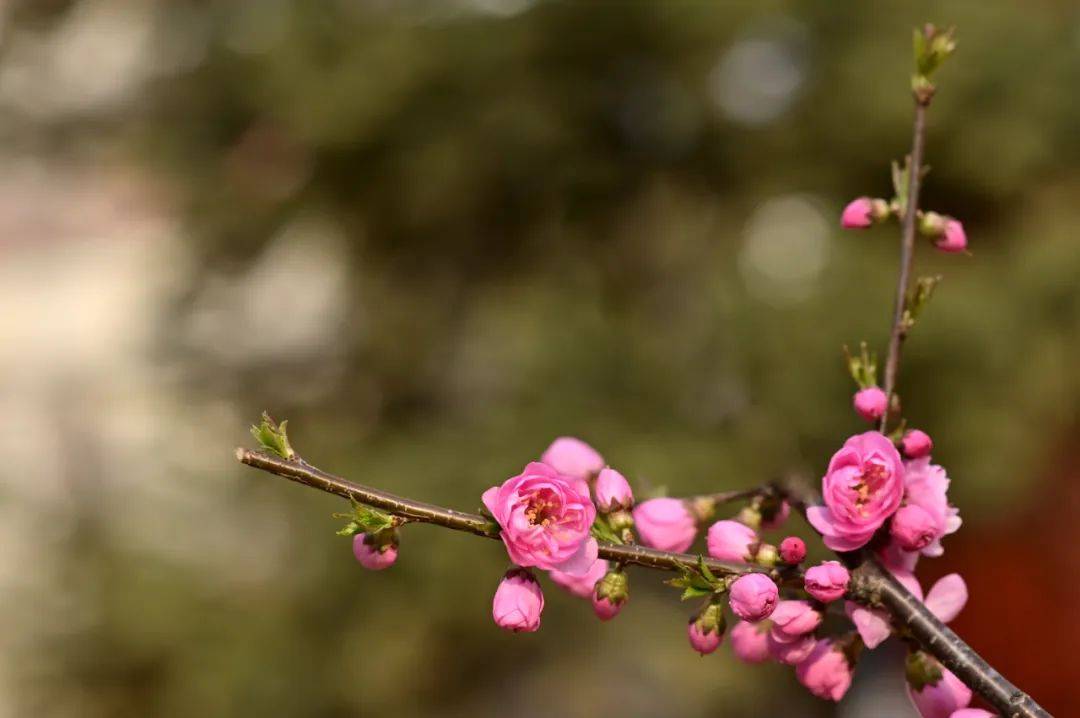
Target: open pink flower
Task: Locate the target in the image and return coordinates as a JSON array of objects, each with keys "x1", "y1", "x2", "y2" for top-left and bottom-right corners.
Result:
[
  {"x1": 804, "y1": 561, "x2": 850, "y2": 603},
  {"x1": 730, "y1": 621, "x2": 772, "y2": 663},
  {"x1": 492, "y1": 569, "x2": 544, "y2": 633},
  {"x1": 847, "y1": 571, "x2": 967, "y2": 649},
  {"x1": 549, "y1": 558, "x2": 609, "y2": 599},
  {"x1": 796, "y1": 639, "x2": 853, "y2": 702},
  {"x1": 807, "y1": 432, "x2": 906, "y2": 551},
  {"x1": 483, "y1": 462, "x2": 598, "y2": 575},
  {"x1": 633, "y1": 498, "x2": 697, "y2": 553},
  {"x1": 729, "y1": 574, "x2": 779, "y2": 622},
  {"x1": 901, "y1": 457, "x2": 962, "y2": 558},
  {"x1": 908, "y1": 666, "x2": 972, "y2": 718},
  {"x1": 706, "y1": 520, "x2": 757, "y2": 562}
]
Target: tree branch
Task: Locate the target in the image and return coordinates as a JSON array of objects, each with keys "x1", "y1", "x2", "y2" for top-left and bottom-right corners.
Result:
[
  {"x1": 236, "y1": 448, "x2": 773, "y2": 579},
  {"x1": 880, "y1": 99, "x2": 929, "y2": 432}
]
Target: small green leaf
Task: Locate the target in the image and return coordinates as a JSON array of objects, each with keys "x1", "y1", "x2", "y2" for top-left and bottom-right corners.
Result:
[
  {"x1": 250, "y1": 412, "x2": 295, "y2": 460},
  {"x1": 590, "y1": 517, "x2": 623, "y2": 545},
  {"x1": 680, "y1": 586, "x2": 713, "y2": 601}
]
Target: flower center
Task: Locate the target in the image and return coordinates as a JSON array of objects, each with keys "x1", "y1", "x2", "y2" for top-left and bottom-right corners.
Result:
[
  {"x1": 525, "y1": 495, "x2": 559, "y2": 526},
  {"x1": 853, "y1": 463, "x2": 887, "y2": 514}
]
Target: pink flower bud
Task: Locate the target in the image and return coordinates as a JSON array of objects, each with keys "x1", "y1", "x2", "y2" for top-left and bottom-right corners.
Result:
[
  {"x1": 594, "y1": 467, "x2": 634, "y2": 512},
  {"x1": 804, "y1": 560, "x2": 850, "y2": 603},
  {"x1": 779, "y1": 536, "x2": 806, "y2": 564},
  {"x1": 853, "y1": 386, "x2": 889, "y2": 422},
  {"x1": 633, "y1": 498, "x2": 697, "y2": 553},
  {"x1": 768, "y1": 600, "x2": 822, "y2": 642},
  {"x1": 592, "y1": 569, "x2": 629, "y2": 621},
  {"x1": 728, "y1": 573, "x2": 779, "y2": 622},
  {"x1": 935, "y1": 219, "x2": 967, "y2": 253},
  {"x1": 729, "y1": 620, "x2": 771, "y2": 663},
  {"x1": 796, "y1": 639, "x2": 853, "y2": 702},
  {"x1": 761, "y1": 499, "x2": 791, "y2": 529},
  {"x1": 492, "y1": 569, "x2": 544, "y2": 633},
  {"x1": 891, "y1": 504, "x2": 939, "y2": 551},
  {"x1": 767, "y1": 631, "x2": 817, "y2": 665},
  {"x1": 907, "y1": 664, "x2": 972, "y2": 718},
  {"x1": 706, "y1": 520, "x2": 758, "y2": 562},
  {"x1": 688, "y1": 620, "x2": 722, "y2": 655},
  {"x1": 841, "y1": 197, "x2": 875, "y2": 229},
  {"x1": 352, "y1": 533, "x2": 398, "y2": 570},
  {"x1": 549, "y1": 559, "x2": 609, "y2": 600},
  {"x1": 541, "y1": 437, "x2": 604, "y2": 482},
  {"x1": 902, "y1": 429, "x2": 934, "y2": 458}
]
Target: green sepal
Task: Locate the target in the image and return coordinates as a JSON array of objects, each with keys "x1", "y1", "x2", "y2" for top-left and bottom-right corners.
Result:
[
  {"x1": 590, "y1": 516, "x2": 623, "y2": 545},
  {"x1": 333, "y1": 499, "x2": 395, "y2": 536}
]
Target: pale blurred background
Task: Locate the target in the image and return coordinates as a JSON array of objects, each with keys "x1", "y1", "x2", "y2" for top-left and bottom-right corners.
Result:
[{"x1": 1, "y1": 1, "x2": 1078, "y2": 716}]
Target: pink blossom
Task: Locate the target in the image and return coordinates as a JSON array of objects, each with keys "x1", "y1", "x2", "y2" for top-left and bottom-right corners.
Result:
[
  {"x1": 796, "y1": 640, "x2": 853, "y2": 702},
  {"x1": 728, "y1": 573, "x2": 779, "y2": 622},
  {"x1": 902, "y1": 429, "x2": 934, "y2": 458},
  {"x1": 730, "y1": 621, "x2": 772, "y2": 663},
  {"x1": 482, "y1": 461, "x2": 598, "y2": 575},
  {"x1": 847, "y1": 571, "x2": 967, "y2": 649},
  {"x1": 804, "y1": 561, "x2": 851, "y2": 603},
  {"x1": 935, "y1": 219, "x2": 967, "y2": 253},
  {"x1": 688, "y1": 620, "x2": 722, "y2": 655},
  {"x1": 769, "y1": 600, "x2": 822, "y2": 642},
  {"x1": 591, "y1": 594, "x2": 623, "y2": 621},
  {"x1": 768, "y1": 631, "x2": 817, "y2": 665},
  {"x1": 908, "y1": 667, "x2": 972, "y2": 718},
  {"x1": 853, "y1": 386, "x2": 889, "y2": 422},
  {"x1": 541, "y1": 437, "x2": 603, "y2": 495},
  {"x1": 841, "y1": 197, "x2": 875, "y2": 229},
  {"x1": 633, "y1": 498, "x2": 697, "y2": 553},
  {"x1": 594, "y1": 467, "x2": 634, "y2": 512},
  {"x1": 901, "y1": 457, "x2": 962, "y2": 558},
  {"x1": 706, "y1": 520, "x2": 758, "y2": 562},
  {"x1": 352, "y1": 534, "x2": 398, "y2": 570},
  {"x1": 492, "y1": 569, "x2": 544, "y2": 633},
  {"x1": 891, "y1": 504, "x2": 939, "y2": 551},
  {"x1": 549, "y1": 558, "x2": 609, "y2": 599},
  {"x1": 949, "y1": 711, "x2": 996, "y2": 718},
  {"x1": 779, "y1": 536, "x2": 807, "y2": 564},
  {"x1": 807, "y1": 431, "x2": 906, "y2": 551}
]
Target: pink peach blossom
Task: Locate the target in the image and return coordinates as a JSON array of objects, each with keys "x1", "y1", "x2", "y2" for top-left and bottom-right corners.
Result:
[
  {"x1": 847, "y1": 571, "x2": 967, "y2": 649},
  {"x1": 901, "y1": 457, "x2": 962, "y2": 558},
  {"x1": 779, "y1": 536, "x2": 807, "y2": 564},
  {"x1": 633, "y1": 498, "x2": 697, "y2": 553},
  {"x1": 853, "y1": 386, "x2": 889, "y2": 422},
  {"x1": 768, "y1": 631, "x2": 817, "y2": 665},
  {"x1": 352, "y1": 534, "x2": 398, "y2": 570},
  {"x1": 730, "y1": 620, "x2": 772, "y2": 663},
  {"x1": 769, "y1": 600, "x2": 822, "y2": 642},
  {"x1": 492, "y1": 569, "x2": 544, "y2": 632},
  {"x1": 804, "y1": 560, "x2": 850, "y2": 603},
  {"x1": 706, "y1": 520, "x2": 758, "y2": 562},
  {"x1": 796, "y1": 640, "x2": 853, "y2": 701},
  {"x1": 841, "y1": 197, "x2": 875, "y2": 229},
  {"x1": 594, "y1": 467, "x2": 634, "y2": 512},
  {"x1": 908, "y1": 667, "x2": 973, "y2": 718},
  {"x1": 891, "y1": 504, "x2": 939, "y2": 551},
  {"x1": 549, "y1": 558, "x2": 609, "y2": 599},
  {"x1": 902, "y1": 429, "x2": 934, "y2": 458},
  {"x1": 807, "y1": 431, "x2": 906, "y2": 551},
  {"x1": 482, "y1": 461, "x2": 598, "y2": 575},
  {"x1": 935, "y1": 219, "x2": 967, "y2": 253},
  {"x1": 729, "y1": 573, "x2": 779, "y2": 622}
]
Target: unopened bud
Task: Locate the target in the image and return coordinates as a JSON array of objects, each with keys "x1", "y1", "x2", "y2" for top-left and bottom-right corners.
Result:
[
  {"x1": 735, "y1": 505, "x2": 762, "y2": 531},
  {"x1": 754, "y1": 543, "x2": 779, "y2": 567},
  {"x1": 593, "y1": 569, "x2": 629, "y2": 621},
  {"x1": 687, "y1": 601, "x2": 727, "y2": 655},
  {"x1": 778, "y1": 536, "x2": 807, "y2": 564},
  {"x1": 352, "y1": 530, "x2": 399, "y2": 571},
  {"x1": 595, "y1": 468, "x2": 634, "y2": 512}
]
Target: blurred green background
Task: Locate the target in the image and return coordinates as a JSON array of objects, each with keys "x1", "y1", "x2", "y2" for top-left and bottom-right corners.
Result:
[{"x1": 2, "y1": 1, "x2": 1077, "y2": 716}]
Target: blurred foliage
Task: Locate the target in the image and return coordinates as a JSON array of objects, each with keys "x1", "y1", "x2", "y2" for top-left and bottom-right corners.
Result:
[{"x1": 3, "y1": 0, "x2": 1080, "y2": 716}]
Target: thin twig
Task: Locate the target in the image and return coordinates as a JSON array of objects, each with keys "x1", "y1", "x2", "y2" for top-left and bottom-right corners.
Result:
[
  {"x1": 879, "y1": 100, "x2": 929, "y2": 432},
  {"x1": 236, "y1": 448, "x2": 770, "y2": 579}
]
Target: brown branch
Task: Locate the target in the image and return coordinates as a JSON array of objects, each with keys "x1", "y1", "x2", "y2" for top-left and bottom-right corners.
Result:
[
  {"x1": 879, "y1": 98, "x2": 929, "y2": 433},
  {"x1": 236, "y1": 448, "x2": 774, "y2": 579}
]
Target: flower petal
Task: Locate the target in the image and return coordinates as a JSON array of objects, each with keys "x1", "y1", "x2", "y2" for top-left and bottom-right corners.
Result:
[
  {"x1": 551, "y1": 536, "x2": 598, "y2": 577},
  {"x1": 845, "y1": 601, "x2": 891, "y2": 649},
  {"x1": 925, "y1": 573, "x2": 967, "y2": 624}
]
